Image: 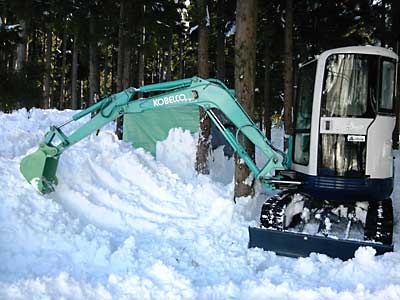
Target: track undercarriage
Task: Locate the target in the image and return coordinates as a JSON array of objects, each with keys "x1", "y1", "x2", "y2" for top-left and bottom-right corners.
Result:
[{"x1": 248, "y1": 190, "x2": 394, "y2": 260}]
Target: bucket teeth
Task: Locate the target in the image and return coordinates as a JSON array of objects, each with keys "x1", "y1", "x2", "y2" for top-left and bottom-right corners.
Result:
[{"x1": 30, "y1": 176, "x2": 57, "y2": 194}]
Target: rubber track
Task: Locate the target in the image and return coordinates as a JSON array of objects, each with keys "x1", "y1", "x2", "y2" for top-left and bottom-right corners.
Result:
[
  {"x1": 364, "y1": 199, "x2": 393, "y2": 245},
  {"x1": 260, "y1": 191, "x2": 295, "y2": 230}
]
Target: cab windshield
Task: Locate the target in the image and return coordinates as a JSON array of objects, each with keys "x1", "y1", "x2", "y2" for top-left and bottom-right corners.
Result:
[{"x1": 321, "y1": 53, "x2": 396, "y2": 118}]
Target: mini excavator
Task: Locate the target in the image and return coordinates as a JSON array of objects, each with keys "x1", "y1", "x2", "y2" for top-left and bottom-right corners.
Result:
[{"x1": 21, "y1": 46, "x2": 398, "y2": 260}]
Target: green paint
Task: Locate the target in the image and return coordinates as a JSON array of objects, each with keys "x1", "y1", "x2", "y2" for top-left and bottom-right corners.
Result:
[
  {"x1": 20, "y1": 143, "x2": 59, "y2": 194},
  {"x1": 123, "y1": 106, "x2": 199, "y2": 156},
  {"x1": 20, "y1": 77, "x2": 288, "y2": 194}
]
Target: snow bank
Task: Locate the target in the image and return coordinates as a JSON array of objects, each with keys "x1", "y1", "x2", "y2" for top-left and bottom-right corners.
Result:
[{"x1": 1, "y1": 109, "x2": 400, "y2": 299}]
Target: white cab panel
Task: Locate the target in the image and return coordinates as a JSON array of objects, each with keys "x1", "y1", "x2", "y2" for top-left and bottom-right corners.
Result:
[
  {"x1": 366, "y1": 115, "x2": 395, "y2": 178},
  {"x1": 320, "y1": 117, "x2": 373, "y2": 135}
]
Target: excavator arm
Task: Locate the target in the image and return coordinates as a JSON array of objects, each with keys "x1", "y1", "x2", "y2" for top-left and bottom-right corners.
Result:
[{"x1": 20, "y1": 77, "x2": 288, "y2": 194}]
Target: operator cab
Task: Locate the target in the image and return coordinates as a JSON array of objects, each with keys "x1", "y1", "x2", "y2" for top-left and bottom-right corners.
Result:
[{"x1": 291, "y1": 46, "x2": 398, "y2": 202}]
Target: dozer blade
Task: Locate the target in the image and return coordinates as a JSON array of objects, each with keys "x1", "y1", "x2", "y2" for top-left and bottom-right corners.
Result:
[
  {"x1": 20, "y1": 144, "x2": 59, "y2": 194},
  {"x1": 248, "y1": 227, "x2": 393, "y2": 261}
]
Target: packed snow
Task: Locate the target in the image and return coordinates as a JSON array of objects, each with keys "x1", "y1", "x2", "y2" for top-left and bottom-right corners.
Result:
[{"x1": 1, "y1": 108, "x2": 400, "y2": 299}]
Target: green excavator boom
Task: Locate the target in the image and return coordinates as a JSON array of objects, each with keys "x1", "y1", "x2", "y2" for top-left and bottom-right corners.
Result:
[{"x1": 20, "y1": 77, "x2": 288, "y2": 194}]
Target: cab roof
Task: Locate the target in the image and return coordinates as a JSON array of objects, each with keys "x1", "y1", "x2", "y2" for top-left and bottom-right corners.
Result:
[{"x1": 319, "y1": 46, "x2": 398, "y2": 61}]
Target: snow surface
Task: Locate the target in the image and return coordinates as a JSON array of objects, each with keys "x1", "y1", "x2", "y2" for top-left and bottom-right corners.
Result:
[{"x1": 1, "y1": 109, "x2": 400, "y2": 299}]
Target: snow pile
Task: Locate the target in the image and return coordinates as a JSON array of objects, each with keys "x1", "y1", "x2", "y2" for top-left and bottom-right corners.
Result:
[
  {"x1": 156, "y1": 128, "x2": 198, "y2": 179},
  {"x1": 1, "y1": 109, "x2": 400, "y2": 299}
]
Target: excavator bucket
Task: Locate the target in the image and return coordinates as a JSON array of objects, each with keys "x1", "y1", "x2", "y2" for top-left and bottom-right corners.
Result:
[{"x1": 20, "y1": 144, "x2": 59, "y2": 194}]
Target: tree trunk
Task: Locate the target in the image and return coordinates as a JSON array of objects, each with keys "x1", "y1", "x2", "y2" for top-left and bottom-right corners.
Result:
[
  {"x1": 71, "y1": 30, "x2": 79, "y2": 110},
  {"x1": 138, "y1": 46, "x2": 145, "y2": 87},
  {"x1": 156, "y1": 50, "x2": 160, "y2": 81},
  {"x1": 179, "y1": 34, "x2": 185, "y2": 78},
  {"x1": 116, "y1": 0, "x2": 126, "y2": 92},
  {"x1": 30, "y1": 25, "x2": 37, "y2": 65},
  {"x1": 80, "y1": 80, "x2": 85, "y2": 107},
  {"x1": 166, "y1": 35, "x2": 173, "y2": 81},
  {"x1": 160, "y1": 49, "x2": 165, "y2": 81},
  {"x1": 43, "y1": 27, "x2": 52, "y2": 109},
  {"x1": 122, "y1": 47, "x2": 131, "y2": 89},
  {"x1": 116, "y1": 0, "x2": 125, "y2": 139},
  {"x1": 15, "y1": 0, "x2": 31, "y2": 72},
  {"x1": 123, "y1": 1, "x2": 134, "y2": 89},
  {"x1": 283, "y1": 0, "x2": 294, "y2": 150},
  {"x1": 381, "y1": 0, "x2": 387, "y2": 46},
  {"x1": 117, "y1": 0, "x2": 134, "y2": 139},
  {"x1": 89, "y1": 16, "x2": 99, "y2": 106},
  {"x1": 131, "y1": 48, "x2": 138, "y2": 87},
  {"x1": 15, "y1": 19, "x2": 27, "y2": 72},
  {"x1": 103, "y1": 46, "x2": 110, "y2": 95},
  {"x1": 264, "y1": 43, "x2": 272, "y2": 140},
  {"x1": 216, "y1": 0, "x2": 225, "y2": 82},
  {"x1": 234, "y1": 0, "x2": 257, "y2": 198},
  {"x1": 111, "y1": 50, "x2": 116, "y2": 92},
  {"x1": 59, "y1": 26, "x2": 68, "y2": 109},
  {"x1": 195, "y1": 0, "x2": 211, "y2": 175},
  {"x1": 138, "y1": 4, "x2": 146, "y2": 89}
]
